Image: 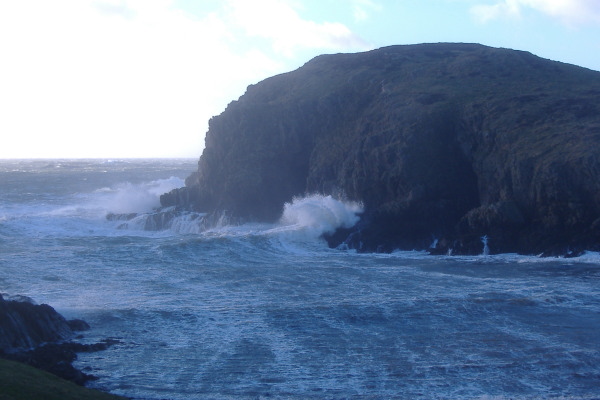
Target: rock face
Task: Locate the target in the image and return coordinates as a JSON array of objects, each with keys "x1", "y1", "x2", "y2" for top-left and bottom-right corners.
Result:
[
  {"x1": 0, "y1": 294, "x2": 111, "y2": 385},
  {"x1": 0, "y1": 294, "x2": 75, "y2": 352},
  {"x1": 161, "y1": 43, "x2": 600, "y2": 255}
]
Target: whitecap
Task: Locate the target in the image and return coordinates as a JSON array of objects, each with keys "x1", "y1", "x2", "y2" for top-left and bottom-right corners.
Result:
[{"x1": 277, "y1": 194, "x2": 363, "y2": 237}]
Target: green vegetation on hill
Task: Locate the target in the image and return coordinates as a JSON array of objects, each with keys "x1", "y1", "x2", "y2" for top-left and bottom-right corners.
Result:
[{"x1": 0, "y1": 358, "x2": 126, "y2": 400}]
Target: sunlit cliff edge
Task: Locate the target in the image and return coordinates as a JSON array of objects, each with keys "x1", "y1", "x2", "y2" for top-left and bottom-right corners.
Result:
[{"x1": 161, "y1": 43, "x2": 600, "y2": 256}]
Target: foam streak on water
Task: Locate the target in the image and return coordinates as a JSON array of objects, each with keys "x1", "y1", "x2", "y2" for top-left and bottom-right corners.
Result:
[{"x1": 1, "y1": 159, "x2": 599, "y2": 400}]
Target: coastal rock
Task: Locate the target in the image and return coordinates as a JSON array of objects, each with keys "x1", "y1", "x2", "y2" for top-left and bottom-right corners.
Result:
[
  {"x1": 161, "y1": 43, "x2": 600, "y2": 255},
  {"x1": 0, "y1": 294, "x2": 114, "y2": 385},
  {"x1": 0, "y1": 293, "x2": 74, "y2": 352}
]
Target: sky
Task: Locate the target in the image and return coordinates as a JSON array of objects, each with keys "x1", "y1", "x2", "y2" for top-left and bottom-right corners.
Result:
[{"x1": 1, "y1": 0, "x2": 599, "y2": 159}]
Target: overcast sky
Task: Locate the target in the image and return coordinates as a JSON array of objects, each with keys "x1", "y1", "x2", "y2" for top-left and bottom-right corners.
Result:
[{"x1": 1, "y1": 0, "x2": 599, "y2": 158}]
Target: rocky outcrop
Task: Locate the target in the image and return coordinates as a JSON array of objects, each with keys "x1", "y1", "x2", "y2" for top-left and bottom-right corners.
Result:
[
  {"x1": 0, "y1": 294, "x2": 115, "y2": 385},
  {"x1": 162, "y1": 43, "x2": 600, "y2": 255},
  {"x1": 0, "y1": 294, "x2": 76, "y2": 352}
]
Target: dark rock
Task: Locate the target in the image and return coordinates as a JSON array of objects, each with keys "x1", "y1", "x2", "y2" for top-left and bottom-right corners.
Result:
[
  {"x1": 162, "y1": 43, "x2": 600, "y2": 255},
  {"x1": 0, "y1": 294, "x2": 118, "y2": 385},
  {"x1": 107, "y1": 207, "x2": 211, "y2": 231},
  {"x1": 0, "y1": 293, "x2": 74, "y2": 352},
  {"x1": 67, "y1": 318, "x2": 90, "y2": 332},
  {"x1": 105, "y1": 212, "x2": 137, "y2": 221},
  {"x1": 2, "y1": 341, "x2": 122, "y2": 385}
]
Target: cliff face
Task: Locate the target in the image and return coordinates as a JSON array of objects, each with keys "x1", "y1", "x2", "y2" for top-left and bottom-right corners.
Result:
[{"x1": 161, "y1": 43, "x2": 600, "y2": 255}]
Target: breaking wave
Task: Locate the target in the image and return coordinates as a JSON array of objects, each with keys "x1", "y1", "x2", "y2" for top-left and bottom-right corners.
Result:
[
  {"x1": 115, "y1": 194, "x2": 363, "y2": 247},
  {"x1": 94, "y1": 176, "x2": 184, "y2": 216},
  {"x1": 0, "y1": 176, "x2": 185, "y2": 238},
  {"x1": 278, "y1": 194, "x2": 363, "y2": 236}
]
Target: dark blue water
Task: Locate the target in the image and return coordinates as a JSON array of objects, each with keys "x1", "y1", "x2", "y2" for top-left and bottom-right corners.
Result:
[{"x1": 1, "y1": 159, "x2": 599, "y2": 400}]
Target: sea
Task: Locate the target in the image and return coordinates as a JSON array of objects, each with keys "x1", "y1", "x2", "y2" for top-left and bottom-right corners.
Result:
[{"x1": 1, "y1": 158, "x2": 599, "y2": 400}]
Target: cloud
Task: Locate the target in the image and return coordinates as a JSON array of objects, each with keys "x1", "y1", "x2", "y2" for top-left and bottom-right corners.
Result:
[
  {"x1": 471, "y1": 0, "x2": 520, "y2": 23},
  {"x1": 351, "y1": 0, "x2": 383, "y2": 22},
  {"x1": 224, "y1": 0, "x2": 369, "y2": 57},
  {"x1": 0, "y1": 0, "x2": 261, "y2": 157},
  {"x1": 92, "y1": 0, "x2": 136, "y2": 19},
  {"x1": 0, "y1": 0, "x2": 367, "y2": 157},
  {"x1": 471, "y1": 0, "x2": 600, "y2": 25}
]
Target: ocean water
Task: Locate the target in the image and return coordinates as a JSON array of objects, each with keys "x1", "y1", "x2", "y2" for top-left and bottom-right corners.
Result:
[{"x1": 1, "y1": 159, "x2": 599, "y2": 400}]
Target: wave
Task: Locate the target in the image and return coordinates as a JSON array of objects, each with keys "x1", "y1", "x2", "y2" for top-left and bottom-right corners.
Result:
[
  {"x1": 2, "y1": 176, "x2": 184, "y2": 220},
  {"x1": 115, "y1": 194, "x2": 363, "y2": 248},
  {"x1": 381, "y1": 248, "x2": 600, "y2": 266},
  {"x1": 113, "y1": 195, "x2": 600, "y2": 264},
  {"x1": 263, "y1": 194, "x2": 363, "y2": 252},
  {"x1": 95, "y1": 176, "x2": 184, "y2": 215},
  {"x1": 278, "y1": 194, "x2": 363, "y2": 236},
  {"x1": 5, "y1": 172, "x2": 597, "y2": 265},
  {"x1": 0, "y1": 176, "x2": 186, "y2": 239}
]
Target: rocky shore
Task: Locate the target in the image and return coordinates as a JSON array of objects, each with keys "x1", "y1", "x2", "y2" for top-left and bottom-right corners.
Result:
[
  {"x1": 161, "y1": 43, "x2": 600, "y2": 256},
  {"x1": 0, "y1": 293, "x2": 118, "y2": 386}
]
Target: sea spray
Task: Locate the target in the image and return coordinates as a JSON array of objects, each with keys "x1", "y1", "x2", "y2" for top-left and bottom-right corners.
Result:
[
  {"x1": 99, "y1": 176, "x2": 185, "y2": 215},
  {"x1": 114, "y1": 194, "x2": 363, "y2": 240},
  {"x1": 278, "y1": 194, "x2": 363, "y2": 237},
  {"x1": 481, "y1": 235, "x2": 490, "y2": 256}
]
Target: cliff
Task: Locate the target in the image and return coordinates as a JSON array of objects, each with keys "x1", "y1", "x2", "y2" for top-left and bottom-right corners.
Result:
[{"x1": 161, "y1": 43, "x2": 600, "y2": 255}]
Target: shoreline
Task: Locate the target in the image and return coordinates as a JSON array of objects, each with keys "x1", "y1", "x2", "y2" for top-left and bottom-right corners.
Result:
[{"x1": 0, "y1": 293, "x2": 126, "y2": 399}]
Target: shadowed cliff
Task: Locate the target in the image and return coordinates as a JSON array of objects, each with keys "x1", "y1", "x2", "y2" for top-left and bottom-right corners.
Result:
[{"x1": 161, "y1": 43, "x2": 600, "y2": 255}]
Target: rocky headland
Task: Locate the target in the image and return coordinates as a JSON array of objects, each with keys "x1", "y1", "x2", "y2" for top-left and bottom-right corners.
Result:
[{"x1": 161, "y1": 43, "x2": 600, "y2": 256}]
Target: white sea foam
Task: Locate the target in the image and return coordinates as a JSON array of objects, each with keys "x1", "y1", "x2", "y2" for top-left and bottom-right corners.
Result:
[
  {"x1": 98, "y1": 176, "x2": 184, "y2": 215},
  {"x1": 132, "y1": 194, "x2": 364, "y2": 242},
  {"x1": 277, "y1": 194, "x2": 363, "y2": 236},
  {"x1": 571, "y1": 250, "x2": 600, "y2": 264},
  {"x1": 437, "y1": 251, "x2": 600, "y2": 265},
  {"x1": 17, "y1": 176, "x2": 186, "y2": 220},
  {"x1": 0, "y1": 176, "x2": 186, "y2": 239}
]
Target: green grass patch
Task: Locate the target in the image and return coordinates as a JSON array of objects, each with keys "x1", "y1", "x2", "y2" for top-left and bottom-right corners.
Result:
[{"x1": 0, "y1": 358, "x2": 126, "y2": 400}]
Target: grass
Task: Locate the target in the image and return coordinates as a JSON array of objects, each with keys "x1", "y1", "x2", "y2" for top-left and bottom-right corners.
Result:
[{"x1": 0, "y1": 358, "x2": 127, "y2": 400}]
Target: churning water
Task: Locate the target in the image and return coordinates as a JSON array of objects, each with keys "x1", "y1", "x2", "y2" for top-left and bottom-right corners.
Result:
[{"x1": 1, "y1": 159, "x2": 599, "y2": 400}]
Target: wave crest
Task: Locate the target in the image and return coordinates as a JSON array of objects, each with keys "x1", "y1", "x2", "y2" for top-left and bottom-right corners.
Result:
[
  {"x1": 111, "y1": 194, "x2": 363, "y2": 247},
  {"x1": 99, "y1": 176, "x2": 184, "y2": 215},
  {"x1": 278, "y1": 194, "x2": 363, "y2": 237}
]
